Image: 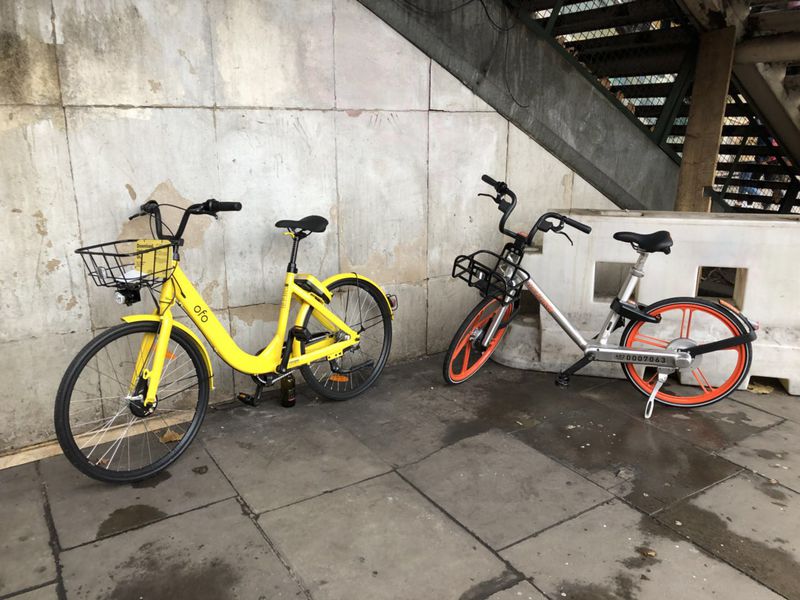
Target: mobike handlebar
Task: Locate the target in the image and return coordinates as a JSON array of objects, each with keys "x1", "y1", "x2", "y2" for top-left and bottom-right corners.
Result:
[
  {"x1": 129, "y1": 198, "x2": 242, "y2": 241},
  {"x1": 479, "y1": 174, "x2": 592, "y2": 247}
]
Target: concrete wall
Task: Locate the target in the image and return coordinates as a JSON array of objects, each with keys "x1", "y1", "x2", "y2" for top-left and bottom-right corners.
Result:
[
  {"x1": 357, "y1": 0, "x2": 681, "y2": 212},
  {"x1": 0, "y1": 0, "x2": 614, "y2": 452}
]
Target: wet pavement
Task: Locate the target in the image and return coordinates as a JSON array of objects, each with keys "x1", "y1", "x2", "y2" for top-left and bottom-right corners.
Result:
[{"x1": 1, "y1": 355, "x2": 799, "y2": 599}]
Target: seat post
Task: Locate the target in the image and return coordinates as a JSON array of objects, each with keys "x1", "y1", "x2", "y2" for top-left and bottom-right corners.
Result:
[
  {"x1": 618, "y1": 251, "x2": 648, "y2": 303},
  {"x1": 287, "y1": 236, "x2": 300, "y2": 273}
]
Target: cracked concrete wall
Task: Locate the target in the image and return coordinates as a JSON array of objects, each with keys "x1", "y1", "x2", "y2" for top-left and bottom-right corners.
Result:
[{"x1": 0, "y1": 0, "x2": 614, "y2": 452}]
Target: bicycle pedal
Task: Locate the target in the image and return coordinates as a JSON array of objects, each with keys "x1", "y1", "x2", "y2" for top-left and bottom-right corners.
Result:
[
  {"x1": 555, "y1": 374, "x2": 570, "y2": 388},
  {"x1": 236, "y1": 392, "x2": 260, "y2": 407}
]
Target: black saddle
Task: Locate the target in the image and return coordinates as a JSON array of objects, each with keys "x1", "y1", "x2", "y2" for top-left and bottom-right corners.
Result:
[
  {"x1": 613, "y1": 230, "x2": 673, "y2": 254},
  {"x1": 275, "y1": 215, "x2": 328, "y2": 234}
]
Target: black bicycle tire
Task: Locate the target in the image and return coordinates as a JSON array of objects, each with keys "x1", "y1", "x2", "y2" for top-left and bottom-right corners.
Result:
[
  {"x1": 54, "y1": 321, "x2": 210, "y2": 483},
  {"x1": 299, "y1": 277, "x2": 392, "y2": 401}
]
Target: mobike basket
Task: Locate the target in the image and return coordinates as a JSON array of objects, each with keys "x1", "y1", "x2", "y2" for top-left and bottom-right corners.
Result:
[{"x1": 452, "y1": 249, "x2": 529, "y2": 304}]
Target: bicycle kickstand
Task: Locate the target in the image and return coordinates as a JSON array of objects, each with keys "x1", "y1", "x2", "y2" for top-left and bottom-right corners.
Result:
[{"x1": 644, "y1": 372, "x2": 668, "y2": 419}]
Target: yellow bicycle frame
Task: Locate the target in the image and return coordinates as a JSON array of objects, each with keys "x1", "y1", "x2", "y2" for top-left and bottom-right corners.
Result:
[{"x1": 126, "y1": 264, "x2": 385, "y2": 406}]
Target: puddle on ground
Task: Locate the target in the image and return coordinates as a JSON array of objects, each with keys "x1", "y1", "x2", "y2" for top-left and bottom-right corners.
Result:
[
  {"x1": 458, "y1": 569, "x2": 521, "y2": 600},
  {"x1": 97, "y1": 505, "x2": 168, "y2": 539},
  {"x1": 110, "y1": 540, "x2": 240, "y2": 600},
  {"x1": 658, "y1": 501, "x2": 800, "y2": 598},
  {"x1": 192, "y1": 465, "x2": 209, "y2": 475}
]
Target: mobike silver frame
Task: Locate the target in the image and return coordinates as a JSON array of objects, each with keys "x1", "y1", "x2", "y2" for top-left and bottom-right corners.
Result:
[{"x1": 483, "y1": 250, "x2": 692, "y2": 370}]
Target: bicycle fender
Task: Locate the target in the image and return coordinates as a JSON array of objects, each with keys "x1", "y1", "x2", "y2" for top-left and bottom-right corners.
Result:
[
  {"x1": 121, "y1": 315, "x2": 215, "y2": 389},
  {"x1": 320, "y1": 272, "x2": 395, "y2": 319}
]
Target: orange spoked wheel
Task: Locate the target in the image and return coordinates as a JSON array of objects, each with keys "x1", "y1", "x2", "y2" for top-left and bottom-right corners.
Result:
[
  {"x1": 443, "y1": 298, "x2": 515, "y2": 385},
  {"x1": 619, "y1": 297, "x2": 753, "y2": 408}
]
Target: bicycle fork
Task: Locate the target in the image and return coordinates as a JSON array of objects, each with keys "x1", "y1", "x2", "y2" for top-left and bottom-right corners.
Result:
[
  {"x1": 129, "y1": 311, "x2": 174, "y2": 407},
  {"x1": 480, "y1": 304, "x2": 510, "y2": 348}
]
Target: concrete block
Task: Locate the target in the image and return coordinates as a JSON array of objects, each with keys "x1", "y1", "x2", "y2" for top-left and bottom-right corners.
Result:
[
  {"x1": 60, "y1": 499, "x2": 302, "y2": 598},
  {"x1": 202, "y1": 406, "x2": 389, "y2": 513},
  {"x1": 0, "y1": 331, "x2": 93, "y2": 451},
  {"x1": 215, "y1": 109, "x2": 338, "y2": 307},
  {"x1": 401, "y1": 431, "x2": 611, "y2": 549},
  {"x1": 0, "y1": 464, "x2": 55, "y2": 596},
  {"x1": 427, "y1": 111, "x2": 508, "y2": 277},
  {"x1": 334, "y1": 0, "x2": 429, "y2": 110},
  {"x1": 506, "y1": 124, "x2": 572, "y2": 232},
  {"x1": 502, "y1": 500, "x2": 781, "y2": 600},
  {"x1": 0, "y1": 0, "x2": 59, "y2": 104},
  {"x1": 53, "y1": 0, "x2": 214, "y2": 106},
  {"x1": 259, "y1": 473, "x2": 510, "y2": 600},
  {"x1": 658, "y1": 473, "x2": 800, "y2": 600},
  {"x1": 0, "y1": 107, "x2": 90, "y2": 343},
  {"x1": 65, "y1": 107, "x2": 225, "y2": 327},
  {"x1": 499, "y1": 211, "x2": 800, "y2": 394},
  {"x1": 426, "y1": 275, "x2": 484, "y2": 354},
  {"x1": 40, "y1": 445, "x2": 236, "y2": 548},
  {"x1": 336, "y1": 110, "x2": 428, "y2": 284},
  {"x1": 210, "y1": 0, "x2": 334, "y2": 108},
  {"x1": 382, "y1": 281, "x2": 426, "y2": 361},
  {"x1": 430, "y1": 62, "x2": 492, "y2": 112}
]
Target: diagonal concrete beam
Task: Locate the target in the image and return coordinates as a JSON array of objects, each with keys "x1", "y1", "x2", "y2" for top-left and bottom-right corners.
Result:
[{"x1": 735, "y1": 33, "x2": 800, "y2": 64}]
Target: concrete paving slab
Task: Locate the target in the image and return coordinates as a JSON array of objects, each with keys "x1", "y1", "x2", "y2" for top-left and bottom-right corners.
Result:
[
  {"x1": 401, "y1": 431, "x2": 611, "y2": 549},
  {"x1": 721, "y1": 418, "x2": 800, "y2": 493},
  {"x1": 202, "y1": 405, "x2": 390, "y2": 513},
  {"x1": 0, "y1": 464, "x2": 56, "y2": 597},
  {"x1": 487, "y1": 581, "x2": 546, "y2": 600},
  {"x1": 511, "y1": 393, "x2": 741, "y2": 514},
  {"x1": 658, "y1": 472, "x2": 800, "y2": 599},
  {"x1": 593, "y1": 379, "x2": 784, "y2": 451},
  {"x1": 40, "y1": 445, "x2": 235, "y2": 549},
  {"x1": 323, "y1": 355, "x2": 475, "y2": 466},
  {"x1": 259, "y1": 472, "x2": 513, "y2": 600},
  {"x1": 60, "y1": 499, "x2": 303, "y2": 600},
  {"x1": 736, "y1": 385, "x2": 800, "y2": 424},
  {"x1": 10, "y1": 584, "x2": 59, "y2": 600},
  {"x1": 435, "y1": 361, "x2": 618, "y2": 441},
  {"x1": 502, "y1": 500, "x2": 782, "y2": 600}
]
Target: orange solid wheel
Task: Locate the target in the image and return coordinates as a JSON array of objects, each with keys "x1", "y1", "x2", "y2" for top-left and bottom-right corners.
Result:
[
  {"x1": 443, "y1": 298, "x2": 514, "y2": 384},
  {"x1": 619, "y1": 297, "x2": 752, "y2": 407}
]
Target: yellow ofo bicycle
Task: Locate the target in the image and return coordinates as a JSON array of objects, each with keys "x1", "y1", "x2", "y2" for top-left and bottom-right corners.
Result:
[{"x1": 56, "y1": 199, "x2": 395, "y2": 483}]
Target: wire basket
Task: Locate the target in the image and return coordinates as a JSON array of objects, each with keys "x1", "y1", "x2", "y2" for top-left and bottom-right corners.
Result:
[
  {"x1": 76, "y1": 239, "x2": 178, "y2": 289},
  {"x1": 452, "y1": 249, "x2": 530, "y2": 304}
]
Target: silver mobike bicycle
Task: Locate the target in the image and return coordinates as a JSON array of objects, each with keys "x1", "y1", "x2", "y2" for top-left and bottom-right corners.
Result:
[{"x1": 444, "y1": 175, "x2": 757, "y2": 418}]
